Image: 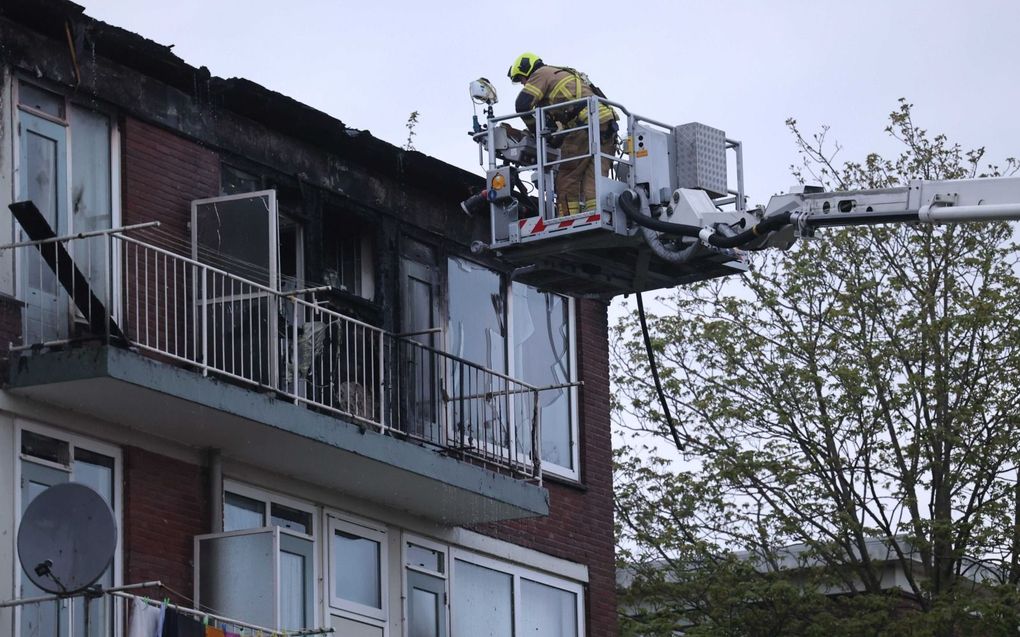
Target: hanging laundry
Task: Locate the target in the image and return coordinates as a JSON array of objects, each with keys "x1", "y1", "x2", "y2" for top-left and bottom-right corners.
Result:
[
  {"x1": 127, "y1": 597, "x2": 161, "y2": 637},
  {"x1": 161, "y1": 607, "x2": 178, "y2": 636},
  {"x1": 161, "y1": 607, "x2": 205, "y2": 637},
  {"x1": 204, "y1": 625, "x2": 225, "y2": 637},
  {"x1": 176, "y1": 612, "x2": 206, "y2": 637}
]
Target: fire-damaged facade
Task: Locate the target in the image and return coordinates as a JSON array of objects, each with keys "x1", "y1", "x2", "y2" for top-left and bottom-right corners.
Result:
[{"x1": 0, "y1": 1, "x2": 616, "y2": 636}]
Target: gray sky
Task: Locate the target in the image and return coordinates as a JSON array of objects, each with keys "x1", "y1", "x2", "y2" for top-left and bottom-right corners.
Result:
[{"x1": 80, "y1": 0, "x2": 1020, "y2": 208}]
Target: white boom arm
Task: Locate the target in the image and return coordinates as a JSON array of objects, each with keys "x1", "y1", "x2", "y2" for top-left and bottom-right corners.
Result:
[{"x1": 631, "y1": 176, "x2": 1020, "y2": 257}]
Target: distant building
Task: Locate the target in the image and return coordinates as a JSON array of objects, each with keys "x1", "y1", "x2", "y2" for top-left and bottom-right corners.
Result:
[
  {"x1": 0, "y1": 1, "x2": 616, "y2": 635},
  {"x1": 619, "y1": 538, "x2": 1002, "y2": 634}
]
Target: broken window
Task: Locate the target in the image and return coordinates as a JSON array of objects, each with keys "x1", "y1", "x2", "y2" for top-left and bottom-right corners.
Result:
[
  {"x1": 220, "y1": 163, "x2": 260, "y2": 196},
  {"x1": 512, "y1": 284, "x2": 576, "y2": 477},
  {"x1": 323, "y1": 213, "x2": 374, "y2": 299},
  {"x1": 447, "y1": 257, "x2": 506, "y2": 371}
]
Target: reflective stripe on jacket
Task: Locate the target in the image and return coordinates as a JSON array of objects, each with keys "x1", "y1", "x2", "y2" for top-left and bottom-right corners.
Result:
[{"x1": 514, "y1": 65, "x2": 614, "y2": 125}]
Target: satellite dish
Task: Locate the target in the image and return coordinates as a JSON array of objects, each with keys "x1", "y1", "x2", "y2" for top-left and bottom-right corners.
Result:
[{"x1": 17, "y1": 483, "x2": 117, "y2": 595}]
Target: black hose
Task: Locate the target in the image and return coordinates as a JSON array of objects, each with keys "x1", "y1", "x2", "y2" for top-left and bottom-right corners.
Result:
[
  {"x1": 618, "y1": 189, "x2": 792, "y2": 249},
  {"x1": 618, "y1": 190, "x2": 702, "y2": 236},
  {"x1": 705, "y1": 211, "x2": 792, "y2": 248},
  {"x1": 636, "y1": 292, "x2": 684, "y2": 452}
]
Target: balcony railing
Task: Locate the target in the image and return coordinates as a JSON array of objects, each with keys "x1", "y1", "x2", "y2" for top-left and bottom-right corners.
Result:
[{"x1": 7, "y1": 229, "x2": 542, "y2": 480}]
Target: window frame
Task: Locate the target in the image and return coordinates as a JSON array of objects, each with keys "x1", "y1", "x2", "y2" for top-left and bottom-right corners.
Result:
[
  {"x1": 11, "y1": 77, "x2": 123, "y2": 314},
  {"x1": 222, "y1": 478, "x2": 318, "y2": 540},
  {"x1": 443, "y1": 255, "x2": 581, "y2": 480},
  {"x1": 327, "y1": 513, "x2": 389, "y2": 623},
  {"x1": 510, "y1": 287, "x2": 579, "y2": 480},
  {"x1": 449, "y1": 547, "x2": 585, "y2": 637},
  {"x1": 215, "y1": 480, "x2": 320, "y2": 629},
  {"x1": 12, "y1": 420, "x2": 123, "y2": 637},
  {"x1": 402, "y1": 533, "x2": 449, "y2": 637}
]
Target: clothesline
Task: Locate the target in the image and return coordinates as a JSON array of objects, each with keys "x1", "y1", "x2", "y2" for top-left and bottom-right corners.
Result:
[{"x1": 114, "y1": 589, "x2": 334, "y2": 637}]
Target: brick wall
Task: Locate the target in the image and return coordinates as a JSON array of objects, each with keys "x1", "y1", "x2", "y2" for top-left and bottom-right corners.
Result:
[
  {"x1": 120, "y1": 117, "x2": 219, "y2": 354},
  {"x1": 122, "y1": 117, "x2": 220, "y2": 233},
  {"x1": 118, "y1": 121, "x2": 217, "y2": 602},
  {"x1": 475, "y1": 299, "x2": 617, "y2": 637},
  {"x1": 122, "y1": 446, "x2": 208, "y2": 604}
]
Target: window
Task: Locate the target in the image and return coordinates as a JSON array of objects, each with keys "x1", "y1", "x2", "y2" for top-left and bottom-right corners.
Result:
[
  {"x1": 323, "y1": 212, "x2": 375, "y2": 300},
  {"x1": 511, "y1": 284, "x2": 577, "y2": 477},
  {"x1": 203, "y1": 482, "x2": 316, "y2": 631},
  {"x1": 445, "y1": 257, "x2": 579, "y2": 478},
  {"x1": 453, "y1": 560, "x2": 513, "y2": 637},
  {"x1": 220, "y1": 163, "x2": 260, "y2": 196},
  {"x1": 328, "y1": 516, "x2": 387, "y2": 621},
  {"x1": 16, "y1": 425, "x2": 120, "y2": 637},
  {"x1": 15, "y1": 81, "x2": 118, "y2": 343},
  {"x1": 405, "y1": 536, "x2": 449, "y2": 637},
  {"x1": 451, "y1": 551, "x2": 584, "y2": 637},
  {"x1": 222, "y1": 481, "x2": 315, "y2": 535}
]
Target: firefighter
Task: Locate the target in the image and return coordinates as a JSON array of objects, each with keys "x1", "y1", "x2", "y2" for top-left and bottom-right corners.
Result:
[{"x1": 508, "y1": 52, "x2": 617, "y2": 217}]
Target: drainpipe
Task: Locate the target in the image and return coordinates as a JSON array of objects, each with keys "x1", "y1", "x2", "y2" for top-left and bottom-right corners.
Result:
[{"x1": 208, "y1": 449, "x2": 223, "y2": 533}]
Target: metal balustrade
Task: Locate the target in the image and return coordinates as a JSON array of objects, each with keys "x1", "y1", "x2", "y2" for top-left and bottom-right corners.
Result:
[{"x1": 7, "y1": 232, "x2": 541, "y2": 480}]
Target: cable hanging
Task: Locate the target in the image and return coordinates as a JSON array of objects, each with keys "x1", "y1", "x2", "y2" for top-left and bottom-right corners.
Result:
[{"x1": 636, "y1": 292, "x2": 684, "y2": 451}]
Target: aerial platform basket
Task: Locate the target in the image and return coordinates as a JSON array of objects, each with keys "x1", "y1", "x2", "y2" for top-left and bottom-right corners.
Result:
[{"x1": 468, "y1": 94, "x2": 750, "y2": 298}]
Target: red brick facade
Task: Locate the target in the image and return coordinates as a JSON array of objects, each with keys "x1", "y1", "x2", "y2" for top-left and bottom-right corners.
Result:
[
  {"x1": 122, "y1": 446, "x2": 208, "y2": 604},
  {"x1": 475, "y1": 299, "x2": 617, "y2": 637},
  {"x1": 122, "y1": 117, "x2": 220, "y2": 231},
  {"x1": 120, "y1": 117, "x2": 219, "y2": 357},
  {"x1": 119, "y1": 120, "x2": 217, "y2": 604}
]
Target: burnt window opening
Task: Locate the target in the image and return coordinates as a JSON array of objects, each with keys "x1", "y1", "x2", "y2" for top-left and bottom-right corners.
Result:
[
  {"x1": 323, "y1": 212, "x2": 375, "y2": 300},
  {"x1": 221, "y1": 164, "x2": 261, "y2": 196}
]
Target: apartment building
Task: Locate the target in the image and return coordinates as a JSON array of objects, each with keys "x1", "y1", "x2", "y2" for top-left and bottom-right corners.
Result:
[{"x1": 0, "y1": 1, "x2": 616, "y2": 635}]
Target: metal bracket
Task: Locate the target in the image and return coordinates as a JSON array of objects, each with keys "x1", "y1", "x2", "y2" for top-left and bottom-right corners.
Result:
[{"x1": 918, "y1": 192, "x2": 960, "y2": 223}]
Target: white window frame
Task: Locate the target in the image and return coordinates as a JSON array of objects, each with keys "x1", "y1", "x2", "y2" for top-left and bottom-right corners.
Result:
[
  {"x1": 402, "y1": 533, "x2": 449, "y2": 637},
  {"x1": 222, "y1": 478, "x2": 318, "y2": 539},
  {"x1": 512, "y1": 291, "x2": 579, "y2": 481},
  {"x1": 12, "y1": 77, "x2": 123, "y2": 319},
  {"x1": 220, "y1": 479, "x2": 320, "y2": 628},
  {"x1": 12, "y1": 419, "x2": 123, "y2": 637},
  {"x1": 327, "y1": 513, "x2": 389, "y2": 623},
  {"x1": 445, "y1": 259, "x2": 581, "y2": 480},
  {"x1": 449, "y1": 547, "x2": 585, "y2": 637}
]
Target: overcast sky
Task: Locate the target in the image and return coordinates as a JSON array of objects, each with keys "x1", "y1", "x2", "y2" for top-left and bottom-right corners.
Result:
[{"x1": 79, "y1": 0, "x2": 1020, "y2": 209}]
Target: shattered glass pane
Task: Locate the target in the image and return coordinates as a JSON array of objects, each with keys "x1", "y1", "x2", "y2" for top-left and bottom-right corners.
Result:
[
  {"x1": 447, "y1": 258, "x2": 505, "y2": 370},
  {"x1": 513, "y1": 284, "x2": 572, "y2": 469}
]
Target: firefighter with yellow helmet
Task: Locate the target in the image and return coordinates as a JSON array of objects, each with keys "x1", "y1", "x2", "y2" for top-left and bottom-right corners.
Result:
[{"x1": 508, "y1": 52, "x2": 617, "y2": 217}]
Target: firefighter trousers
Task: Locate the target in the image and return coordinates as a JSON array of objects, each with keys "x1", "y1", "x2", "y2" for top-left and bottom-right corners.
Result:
[{"x1": 555, "y1": 124, "x2": 617, "y2": 217}]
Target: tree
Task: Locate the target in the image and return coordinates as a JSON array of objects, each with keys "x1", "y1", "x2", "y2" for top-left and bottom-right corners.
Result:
[{"x1": 614, "y1": 100, "x2": 1020, "y2": 636}]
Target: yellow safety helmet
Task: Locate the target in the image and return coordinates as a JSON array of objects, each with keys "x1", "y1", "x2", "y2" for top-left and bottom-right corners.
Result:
[{"x1": 508, "y1": 52, "x2": 541, "y2": 83}]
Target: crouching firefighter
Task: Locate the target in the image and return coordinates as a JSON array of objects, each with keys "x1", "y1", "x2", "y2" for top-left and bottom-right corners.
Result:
[{"x1": 508, "y1": 52, "x2": 618, "y2": 217}]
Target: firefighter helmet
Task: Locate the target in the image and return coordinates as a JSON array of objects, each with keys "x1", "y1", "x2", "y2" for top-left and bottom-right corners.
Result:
[{"x1": 508, "y1": 52, "x2": 541, "y2": 83}]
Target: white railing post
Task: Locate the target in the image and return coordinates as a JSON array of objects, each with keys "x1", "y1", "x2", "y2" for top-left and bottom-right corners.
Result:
[
  {"x1": 377, "y1": 330, "x2": 386, "y2": 432},
  {"x1": 105, "y1": 233, "x2": 113, "y2": 342},
  {"x1": 200, "y1": 266, "x2": 208, "y2": 377},
  {"x1": 532, "y1": 389, "x2": 542, "y2": 483},
  {"x1": 291, "y1": 299, "x2": 299, "y2": 400}
]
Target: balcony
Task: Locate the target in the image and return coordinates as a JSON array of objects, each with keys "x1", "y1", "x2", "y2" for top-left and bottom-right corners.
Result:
[{"x1": 4, "y1": 220, "x2": 549, "y2": 524}]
